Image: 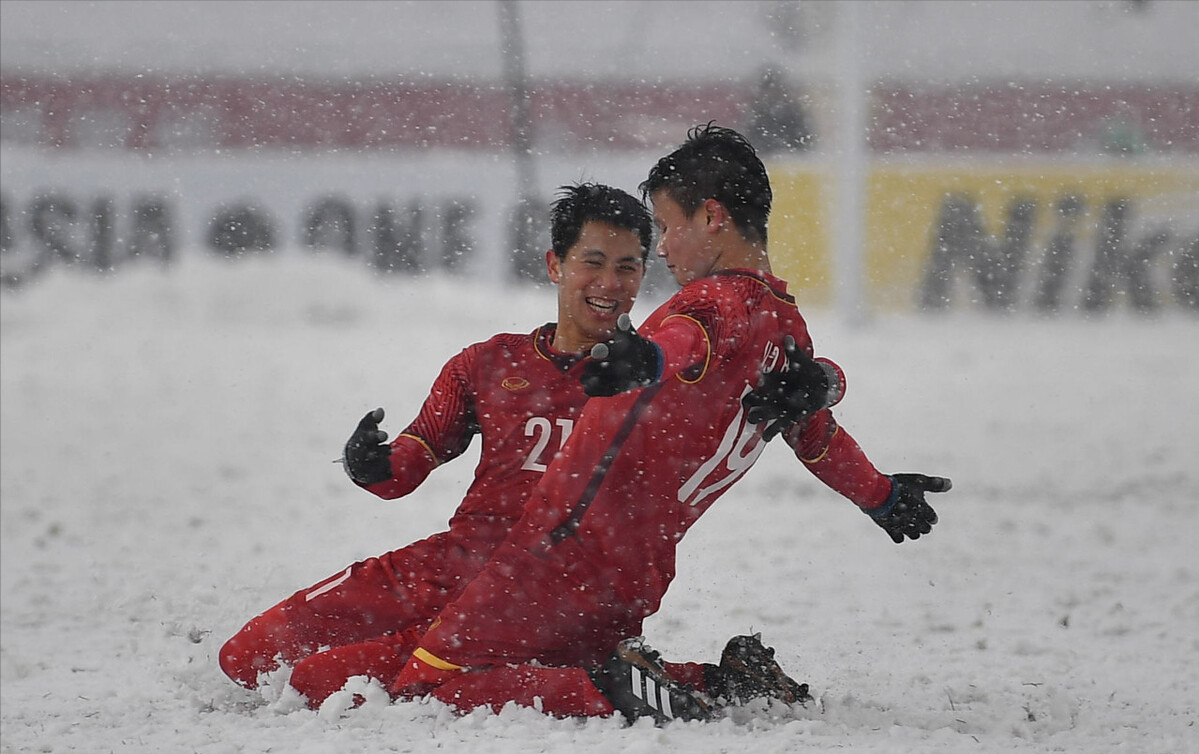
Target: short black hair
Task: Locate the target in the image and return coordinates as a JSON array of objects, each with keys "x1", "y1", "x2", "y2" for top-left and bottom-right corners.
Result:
[
  {"x1": 549, "y1": 182, "x2": 653, "y2": 261},
  {"x1": 639, "y1": 123, "x2": 772, "y2": 245}
]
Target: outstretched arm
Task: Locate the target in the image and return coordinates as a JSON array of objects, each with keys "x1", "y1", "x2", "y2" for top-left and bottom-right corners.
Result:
[
  {"x1": 342, "y1": 350, "x2": 478, "y2": 499},
  {"x1": 745, "y1": 341, "x2": 951, "y2": 543},
  {"x1": 341, "y1": 407, "x2": 441, "y2": 499},
  {"x1": 787, "y1": 414, "x2": 951, "y2": 543}
]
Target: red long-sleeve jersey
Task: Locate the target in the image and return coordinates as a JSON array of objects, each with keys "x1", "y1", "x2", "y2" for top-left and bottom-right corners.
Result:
[
  {"x1": 220, "y1": 324, "x2": 599, "y2": 699},
  {"x1": 417, "y1": 270, "x2": 892, "y2": 670},
  {"x1": 362, "y1": 324, "x2": 592, "y2": 525}
]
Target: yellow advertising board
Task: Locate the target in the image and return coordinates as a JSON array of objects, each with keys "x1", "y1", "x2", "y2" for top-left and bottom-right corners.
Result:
[
  {"x1": 768, "y1": 160, "x2": 1199, "y2": 313},
  {"x1": 764, "y1": 167, "x2": 835, "y2": 307}
]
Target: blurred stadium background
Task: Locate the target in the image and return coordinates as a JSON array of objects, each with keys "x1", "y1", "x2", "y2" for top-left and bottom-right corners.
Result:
[{"x1": 2, "y1": 0, "x2": 1197, "y2": 314}]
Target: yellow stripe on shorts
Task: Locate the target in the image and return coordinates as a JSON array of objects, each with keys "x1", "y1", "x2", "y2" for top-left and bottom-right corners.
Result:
[{"x1": 412, "y1": 647, "x2": 464, "y2": 672}]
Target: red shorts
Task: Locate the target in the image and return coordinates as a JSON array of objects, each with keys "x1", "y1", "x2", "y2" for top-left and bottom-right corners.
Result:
[
  {"x1": 414, "y1": 536, "x2": 646, "y2": 672},
  {"x1": 220, "y1": 516, "x2": 512, "y2": 688}
]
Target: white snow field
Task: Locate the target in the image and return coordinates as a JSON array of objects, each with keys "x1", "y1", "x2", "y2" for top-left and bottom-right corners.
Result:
[{"x1": 1, "y1": 252, "x2": 1196, "y2": 754}]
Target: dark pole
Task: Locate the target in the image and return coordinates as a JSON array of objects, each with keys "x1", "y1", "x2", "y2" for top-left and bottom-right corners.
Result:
[{"x1": 497, "y1": 0, "x2": 540, "y2": 280}]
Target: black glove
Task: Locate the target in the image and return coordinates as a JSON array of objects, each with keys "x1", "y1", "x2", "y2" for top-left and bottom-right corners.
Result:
[
  {"x1": 742, "y1": 335, "x2": 837, "y2": 441},
  {"x1": 342, "y1": 408, "x2": 392, "y2": 485},
  {"x1": 581, "y1": 313, "x2": 663, "y2": 397},
  {"x1": 865, "y1": 473, "x2": 952, "y2": 543}
]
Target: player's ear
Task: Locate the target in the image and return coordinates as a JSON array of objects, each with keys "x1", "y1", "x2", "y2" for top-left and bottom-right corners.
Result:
[
  {"x1": 702, "y1": 199, "x2": 726, "y2": 232},
  {"x1": 546, "y1": 250, "x2": 562, "y2": 283}
]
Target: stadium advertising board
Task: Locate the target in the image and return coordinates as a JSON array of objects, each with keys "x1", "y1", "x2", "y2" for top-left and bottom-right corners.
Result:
[
  {"x1": 770, "y1": 161, "x2": 1198, "y2": 313},
  {"x1": 3, "y1": 152, "x2": 1196, "y2": 314}
]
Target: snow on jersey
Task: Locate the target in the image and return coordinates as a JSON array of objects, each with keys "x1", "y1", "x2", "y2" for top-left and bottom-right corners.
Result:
[
  {"x1": 509, "y1": 270, "x2": 813, "y2": 614},
  {"x1": 368, "y1": 324, "x2": 591, "y2": 523},
  {"x1": 412, "y1": 271, "x2": 890, "y2": 670}
]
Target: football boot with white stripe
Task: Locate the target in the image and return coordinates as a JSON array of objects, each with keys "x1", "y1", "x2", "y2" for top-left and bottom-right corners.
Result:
[{"x1": 589, "y1": 637, "x2": 714, "y2": 725}]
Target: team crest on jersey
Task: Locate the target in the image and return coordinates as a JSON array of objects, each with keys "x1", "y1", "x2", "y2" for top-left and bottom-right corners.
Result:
[{"x1": 501, "y1": 377, "x2": 531, "y2": 391}]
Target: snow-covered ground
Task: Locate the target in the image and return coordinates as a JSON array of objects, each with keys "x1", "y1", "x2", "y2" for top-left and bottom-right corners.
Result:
[{"x1": 1, "y1": 252, "x2": 1196, "y2": 753}]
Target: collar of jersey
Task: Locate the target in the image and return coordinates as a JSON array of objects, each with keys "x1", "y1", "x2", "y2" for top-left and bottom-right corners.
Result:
[
  {"x1": 534, "y1": 323, "x2": 588, "y2": 372},
  {"x1": 711, "y1": 268, "x2": 795, "y2": 304}
]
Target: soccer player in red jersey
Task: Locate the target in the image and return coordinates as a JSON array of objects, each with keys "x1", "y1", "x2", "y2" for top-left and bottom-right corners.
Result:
[
  {"x1": 217, "y1": 183, "x2": 655, "y2": 706},
  {"x1": 391, "y1": 124, "x2": 951, "y2": 723}
]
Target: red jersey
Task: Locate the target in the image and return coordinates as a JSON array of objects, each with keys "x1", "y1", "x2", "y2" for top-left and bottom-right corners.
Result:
[
  {"x1": 514, "y1": 271, "x2": 838, "y2": 607},
  {"x1": 418, "y1": 270, "x2": 890, "y2": 669},
  {"x1": 220, "y1": 325, "x2": 596, "y2": 697},
  {"x1": 364, "y1": 324, "x2": 591, "y2": 525}
]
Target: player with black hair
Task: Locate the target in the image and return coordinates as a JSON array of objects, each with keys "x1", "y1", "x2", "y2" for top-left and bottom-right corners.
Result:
[
  {"x1": 390, "y1": 124, "x2": 950, "y2": 723},
  {"x1": 219, "y1": 183, "x2": 655, "y2": 707}
]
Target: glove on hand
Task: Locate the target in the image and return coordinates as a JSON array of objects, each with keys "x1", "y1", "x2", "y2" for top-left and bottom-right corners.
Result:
[
  {"x1": 865, "y1": 473, "x2": 952, "y2": 543},
  {"x1": 581, "y1": 313, "x2": 663, "y2": 397},
  {"x1": 742, "y1": 335, "x2": 836, "y2": 441},
  {"x1": 343, "y1": 407, "x2": 392, "y2": 485}
]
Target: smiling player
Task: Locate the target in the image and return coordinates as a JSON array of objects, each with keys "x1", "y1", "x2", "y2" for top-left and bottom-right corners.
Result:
[{"x1": 218, "y1": 183, "x2": 653, "y2": 706}]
